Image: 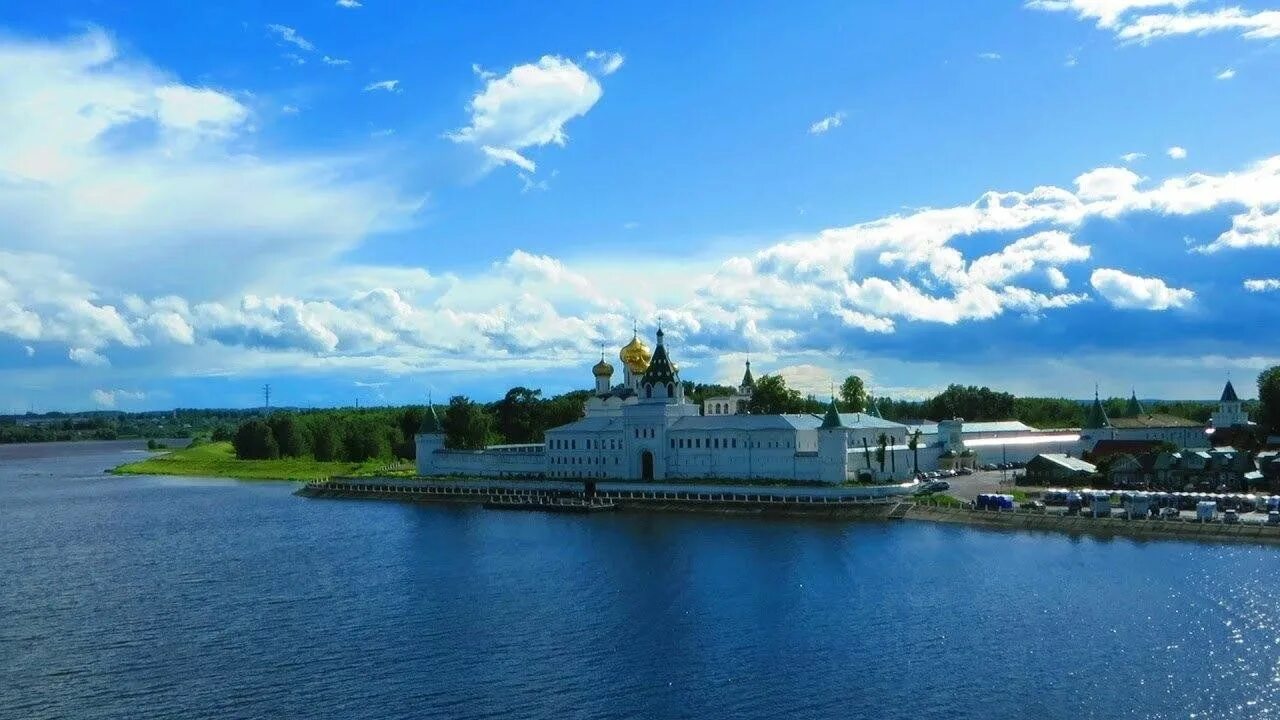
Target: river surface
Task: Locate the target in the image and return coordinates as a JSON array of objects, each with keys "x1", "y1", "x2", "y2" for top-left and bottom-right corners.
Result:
[{"x1": 3, "y1": 441, "x2": 1280, "y2": 719}]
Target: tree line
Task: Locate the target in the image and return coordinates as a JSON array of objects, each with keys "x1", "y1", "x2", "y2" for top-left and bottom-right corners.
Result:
[{"x1": 219, "y1": 364, "x2": 1280, "y2": 461}]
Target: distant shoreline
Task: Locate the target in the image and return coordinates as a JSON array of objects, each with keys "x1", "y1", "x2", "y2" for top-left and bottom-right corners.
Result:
[{"x1": 111, "y1": 441, "x2": 401, "y2": 482}]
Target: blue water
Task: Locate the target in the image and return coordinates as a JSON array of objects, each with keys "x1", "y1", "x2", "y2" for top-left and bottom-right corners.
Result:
[{"x1": 3, "y1": 442, "x2": 1280, "y2": 719}]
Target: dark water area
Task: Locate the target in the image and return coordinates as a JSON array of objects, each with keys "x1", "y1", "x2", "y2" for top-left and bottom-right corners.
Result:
[{"x1": 3, "y1": 441, "x2": 1279, "y2": 719}]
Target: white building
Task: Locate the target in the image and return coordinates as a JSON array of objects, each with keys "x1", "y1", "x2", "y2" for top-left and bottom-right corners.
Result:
[{"x1": 415, "y1": 332, "x2": 1238, "y2": 484}]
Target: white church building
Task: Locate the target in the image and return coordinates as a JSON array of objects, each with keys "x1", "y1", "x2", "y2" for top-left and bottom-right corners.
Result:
[{"x1": 415, "y1": 329, "x2": 1249, "y2": 485}]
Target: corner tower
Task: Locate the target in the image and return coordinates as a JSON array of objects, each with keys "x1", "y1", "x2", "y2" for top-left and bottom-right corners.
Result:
[
  {"x1": 415, "y1": 400, "x2": 445, "y2": 476},
  {"x1": 1211, "y1": 380, "x2": 1247, "y2": 428},
  {"x1": 818, "y1": 397, "x2": 849, "y2": 484}
]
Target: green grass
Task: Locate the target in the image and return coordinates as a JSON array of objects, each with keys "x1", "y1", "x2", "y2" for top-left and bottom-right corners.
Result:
[{"x1": 112, "y1": 442, "x2": 402, "y2": 481}]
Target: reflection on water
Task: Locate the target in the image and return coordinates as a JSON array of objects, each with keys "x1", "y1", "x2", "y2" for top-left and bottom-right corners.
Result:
[{"x1": 2, "y1": 440, "x2": 1278, "y2": 719}]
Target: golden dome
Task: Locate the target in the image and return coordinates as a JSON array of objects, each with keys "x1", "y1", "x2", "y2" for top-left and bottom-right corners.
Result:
[
  {"x1": 619, "y1": 335, "x2": 651, "y2": 374},
  {"x1": 592, "y1": 358, "x2": 614, "y2": 377}
]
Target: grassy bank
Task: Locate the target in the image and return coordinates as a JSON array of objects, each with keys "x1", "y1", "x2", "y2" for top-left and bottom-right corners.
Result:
[{"x1": 112, "y1": 442, "x2": 403, "y2": 481}]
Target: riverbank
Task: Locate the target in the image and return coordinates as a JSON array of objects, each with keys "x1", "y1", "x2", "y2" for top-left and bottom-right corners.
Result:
[
  {"x1": 111, "y1": 442, "x2": 401, "y2": 481},
  {"x1": 299, "y1": 476, "x2": 1280, "y2": 546}
]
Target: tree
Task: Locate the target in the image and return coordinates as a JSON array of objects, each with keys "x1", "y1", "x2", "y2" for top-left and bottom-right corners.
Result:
[
  {"x1": 233, "y1": 419, "x2": 278, "y2": 460},
  {"x1": 341, "y1": 415, "x2": 389, "y2": 462},
  {"x1": 443, "y1": 395, "x2": 492, "y2": 450},
  {"x1": 308, "y1": 416, "x2": 341, "y2": 461},
  {"x1": 1259, "y1": 366, "x2": 1280, "y2": 433},
  {"x1": 839, "y1": 375, "x2": 867, "y2": 413},
  {"x1": 267, "y1": 413, "x2": 306, "y2": 458},
  {"x1": 875, "y1": 433, "x2": 887, "y2": 473},
  {"x1": 494, "y1": 387, "x2": 542, "y2": 443},
  {"x1": 747, "y1": 375, "x2": 806, "y2": 415}
]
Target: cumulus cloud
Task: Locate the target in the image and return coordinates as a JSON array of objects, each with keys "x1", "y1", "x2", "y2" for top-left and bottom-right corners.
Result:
[
  {"x1": 1120, "y1": 151, "x2": 1145, "y2": 163},
  {"x1": 448, "y1": 56, "x2": 604, "y2": 175},
  {"x1": 1090, "y1": 268, "x2": 1194, "y2": 310},
  {"x1": 1216, "y1": 67, "x2": 1236, "y2": 79},
  {"x1": 1244, "y1": 278, "x2": 1280, "y2": 292},
  {"x1": 336, "y1": 0, "x2": 362, "y2": 7},
  {"x1": 809, "y1": 112, "x2": 845, "y2": 135},
  {"x1": 70, "y1": 348, "x2": 110, "y2": 367},
  {"x1": 1193, "y1": 207, "x2": 1280, "y2": 253},
  {"x1": 1167, "y1": 146, "x2": 1187, "y2": 159}
]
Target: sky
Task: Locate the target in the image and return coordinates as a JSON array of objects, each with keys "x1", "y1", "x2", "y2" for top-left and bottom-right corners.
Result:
[{"x1": 2, "y1": 0, "x2": 1280, "y2": 413}]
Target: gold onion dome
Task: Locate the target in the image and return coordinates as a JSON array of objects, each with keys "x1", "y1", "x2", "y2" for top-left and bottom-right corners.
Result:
[
  {"x1": 592, "y1": 358, "x2": 614, "y2": 377},
  {"x1": 619, "y1": 335, "x2": 651, "y2": 374}
]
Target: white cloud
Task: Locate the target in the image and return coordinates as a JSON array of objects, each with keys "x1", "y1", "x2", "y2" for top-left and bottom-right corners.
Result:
[
  {"x1": 266, "y1": 24, "x2": 314, "y2": 52},
  {"x1": 322, "y1": 56, "x2": 350, "y2": 66},
  {"x1": 1193, "y1": 207, "x2": 1280, "y2": 253},
  {"x1": 1046, "y1": 267, "x2": 1070, "y2": 289},
  {"x1": 585, "y1": 50, "x2": 625, "y2": 75},
  {"x1": 363, "y1": 79, "x2": 400, "y2": 93},
  {"x1": 448, "y1": 56, "x2": 604, "y2": 175},
  {"x1": 91, "y1": 388, "x2": 144, "y2": 408},
  {"x1": 70, "y1": 347, "x2": 110, "y2": 367},
  {"x1": 809, "y1": 112, "x2": 846, "y2": 135},
  {"x1": 482, "y1": 146, "x2": 536, "y2": 173},
  {"x1": 1167, "y1": 145, "x2": 1187, "y2": 159},
  {"x1": 336, "y1": 0, "x2": 362, "y2": 7},
  {"x1": 24, "y1": 345, "x2": 35, "y2": 357},
  {"x1": 1028, "y1": 1, "x2": 1280, "y2": 42},
  {"x1": 1244, "y1": 278, "x2": 1280, "y2": 292},
  {"x1": 282, "y1": 104, "x2": 300, "y2": 114},
  {"x1": 978, "y1": 52, "x2": 1003, "y2": 60},
  {"x1": 0, "y1": 29, "x2": 414, "y2": 304},
  {"x1": 1074, "y1": 166, "x2": 1142, "y2": 200},
  {"x1": 1025, "y1": 0, "x2": 1195, "y2": 28},
  {"x1": 1120, "y1": 151, "x2": 1145, "y2": 163},
  {"x1": 1216, "y1": 67, "x2": 1236, "y2": 79},
  {"x1": 153, "y1": 85, "x2": 249, "y2": 139},
  {"x1": 1090, "y1": 268, "x2": 1194, "y2": 309}
]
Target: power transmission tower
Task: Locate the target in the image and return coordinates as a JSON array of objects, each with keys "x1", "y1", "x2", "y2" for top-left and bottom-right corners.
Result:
[{"x1": 263, "y1": 384, "x2": 271, "y2": 412}]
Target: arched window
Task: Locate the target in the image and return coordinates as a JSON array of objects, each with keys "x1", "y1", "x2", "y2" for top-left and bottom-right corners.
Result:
[
  {"x1": 645, "y1": 384, "x2": 652, "y2": 398},
  {"x1": 667, "y1": 383, "x2": 674, "y2": 397}
]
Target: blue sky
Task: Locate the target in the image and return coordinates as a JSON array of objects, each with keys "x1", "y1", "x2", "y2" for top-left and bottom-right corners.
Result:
[{"x1": 2, "y1": 0, "x2": 1280, "y2": 412}]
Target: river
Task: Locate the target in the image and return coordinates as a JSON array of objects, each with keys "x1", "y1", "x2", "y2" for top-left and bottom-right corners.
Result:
[{"x1": 2, "y1": 440, "x2": 1279, "y2": 719}]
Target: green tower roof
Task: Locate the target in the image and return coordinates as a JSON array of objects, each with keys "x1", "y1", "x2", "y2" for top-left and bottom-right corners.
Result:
[
  {"x1": 1125, "y1": 391, "x2": 1144, "y2": 417},
  {"x1": 639, "y1": 329, "x2": 678, "y2": 387},
  {"x1": 820, "y1": 398, "x2": 843, "y2": 429},
  {"x1": 1221, "y1": 380, "x2": 1239, "y2": 403},
  {"x1": 1084, "y1": 392, "x2": 1110, "y2": 429},
  {"x1": 740, "y1": 360, "x2": 755, "y2": 390},
  {"x1": 419, "y1": 403, "x2": 442, "y2": 434}
]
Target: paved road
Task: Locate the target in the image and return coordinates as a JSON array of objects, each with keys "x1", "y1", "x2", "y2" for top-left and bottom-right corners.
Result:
[{"x1": 938, "y1": 469, "x2": 1023, "y2": 501}]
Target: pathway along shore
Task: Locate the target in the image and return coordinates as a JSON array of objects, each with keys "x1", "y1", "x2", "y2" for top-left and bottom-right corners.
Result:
[{"x1": 297, "y1": 477, "x2": 1280, "y2": 546}]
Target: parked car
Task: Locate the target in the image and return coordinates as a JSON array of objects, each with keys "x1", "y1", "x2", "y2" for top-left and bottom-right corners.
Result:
[
  {"x1": 1224, "y1": 509, "x2": 1239, "y2": 524},
  {"x1": 1159, "y1": 507, "x2": 1181, "y2": 520},
  {"x1": 955, "y1": 467, "x2": 973, "y2": 476},
  {"x1": 1023, "y1": 500, "x2": 1046, "y2": 512}
]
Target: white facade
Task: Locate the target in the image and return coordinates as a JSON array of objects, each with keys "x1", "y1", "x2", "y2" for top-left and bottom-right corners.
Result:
[{"x1": 418, "y1": 333, "x2": 1215, "y2": 484}]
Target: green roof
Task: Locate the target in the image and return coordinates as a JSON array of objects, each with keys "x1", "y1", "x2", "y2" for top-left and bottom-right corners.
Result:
[
  {"x1": 639, "y1": 329, "x2": 678, "y2": 387},
  {"x1": 1084, "y1": 393, "x2": 1110, "y2": 429},
  {"x1": 1221, "y1": 380, "x2": 1239, "y2": 403},
  {"x1": 419, "y1": 404, "x2": 442, "y2": 434},
  {"x1": 740, "y1": 360, "x2": 755, "y2": 390},
  {"x1": 819, "y1": 398, "x2": 843, "y2": 429},
  {"x1": 1125, "y1": 391, "x2": 1144, "y2": 416}
]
